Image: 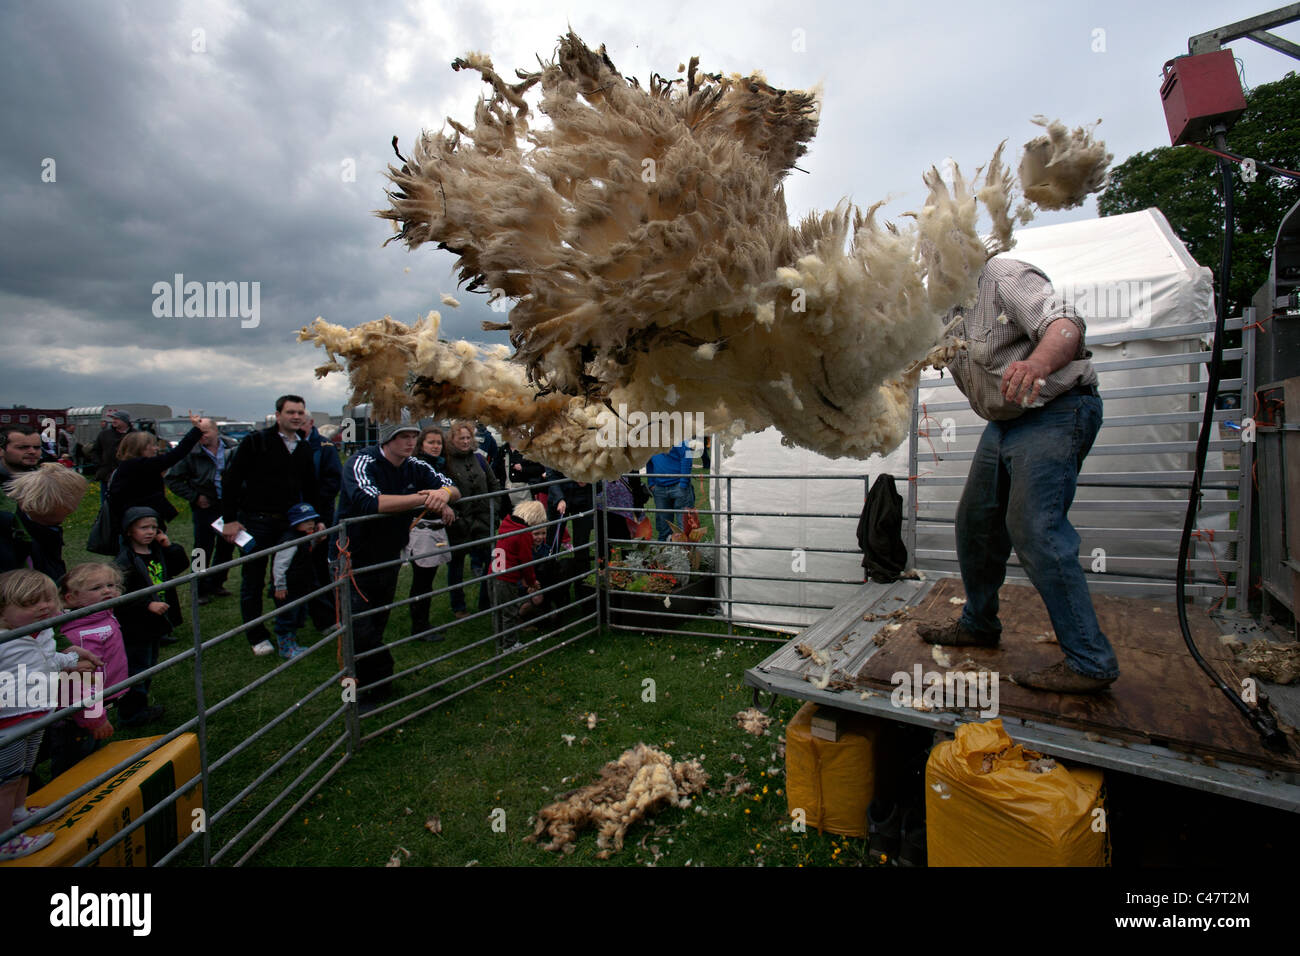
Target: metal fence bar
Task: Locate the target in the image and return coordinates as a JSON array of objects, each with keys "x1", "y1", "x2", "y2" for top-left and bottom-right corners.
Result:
[
  {"x1": 189, "y1": 574, "x2": 213, "y2": 865},
  {"x1": 1235, "y1": 309, "x2": 1257, "y2": 613},
  {"x1": 212, "y1": 727, "x2": 351, "y2": 865},
  {"x1": 361, "y1": 621, "x2": 600, "y2": 743},
  {"x1": 207, "y1": 668, "x2": 344, "y2": 774},
  {"x1": 208, "y1": 706, "x2": 350, "y2": 856},
  {"x1": 233, "y1": 743, "x2": 352, "y2": 866}
]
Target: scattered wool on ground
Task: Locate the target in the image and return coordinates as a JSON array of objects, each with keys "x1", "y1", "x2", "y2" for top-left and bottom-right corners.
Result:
[
  {"x1": 734, "y1": 707, "x2": 772, "y2": 735},
  {"x1": 525, "y1": 743, "x2": 708, "y2": 857}
]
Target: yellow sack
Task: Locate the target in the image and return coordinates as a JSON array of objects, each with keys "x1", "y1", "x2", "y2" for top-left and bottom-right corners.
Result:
[
  {"x1": 926, "y1": 719, "x2": 1108, "y2": 867},
  {"x1": 785, "y1": 702, "x2": 878, "y2": 838}
]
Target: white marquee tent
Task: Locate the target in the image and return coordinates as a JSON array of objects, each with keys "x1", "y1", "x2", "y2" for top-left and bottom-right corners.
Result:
[{"x1": 715, "y1": 208, "x2": 1225, "y2": 630}]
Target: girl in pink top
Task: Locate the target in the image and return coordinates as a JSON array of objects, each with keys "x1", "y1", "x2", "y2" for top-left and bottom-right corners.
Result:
[{"x1": 56, "y1": 564, "x2": 128, "y2": 749}]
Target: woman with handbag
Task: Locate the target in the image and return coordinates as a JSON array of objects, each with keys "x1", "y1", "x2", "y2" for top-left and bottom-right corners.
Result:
[
  {"x1": 407, "y1": 427, "x2": 454, "y2": 638},
  {"x1": 106, "y1": 412, "x2": 202, "y2": 542}
]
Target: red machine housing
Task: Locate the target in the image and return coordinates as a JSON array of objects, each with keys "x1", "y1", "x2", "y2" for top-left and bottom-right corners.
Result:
[{"x1": 1160, "y1": 49, "x2": 1247, "y2": 146}]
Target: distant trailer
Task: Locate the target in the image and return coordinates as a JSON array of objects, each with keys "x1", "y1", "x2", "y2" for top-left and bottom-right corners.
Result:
[{"x1": 0, "y1": 407, "x2": 69, "y2": 429}]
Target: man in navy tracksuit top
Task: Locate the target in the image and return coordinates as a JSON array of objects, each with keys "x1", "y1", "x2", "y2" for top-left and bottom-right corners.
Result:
[{"x1": 336, "y1": 423, "x2": 458, "y2": 707}]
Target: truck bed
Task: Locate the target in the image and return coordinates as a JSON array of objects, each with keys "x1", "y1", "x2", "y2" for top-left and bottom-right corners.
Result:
[{"x1": 744, "y1": 576, "x2": 1300, "y2": 812}]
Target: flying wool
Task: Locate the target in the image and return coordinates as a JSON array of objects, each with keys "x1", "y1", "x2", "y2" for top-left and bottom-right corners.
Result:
[{"x1": 301, "y1": 32, "x2": 1111, "y2": 481}]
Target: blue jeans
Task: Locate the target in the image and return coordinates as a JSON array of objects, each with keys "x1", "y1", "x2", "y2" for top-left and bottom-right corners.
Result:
[
  {"x1": 651, "y1": 483, "x2": 694, "y2": 540},
  {"x1": 956, "y1": 392, "x2": 1118, "y2": 679}
]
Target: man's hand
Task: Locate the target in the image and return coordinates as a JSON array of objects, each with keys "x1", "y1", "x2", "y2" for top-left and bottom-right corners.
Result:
[
  {"x1": 420, "y1": 488, "x2": 449, "y2": 511},
  {"x1": 148, "y1": 600, "x2": 169, "y2": 616},
  {"x1": 222, "y1": 520, "x2": 243, "y2": 544},
  {"x1": 1000, "y1": 357, "x2": 1052, "y2": 406},
  {"x1": 439, "y1": 505, "x2": 455, "y2": 524},
  {"x1": 274, "y1": 588, "x2": 287, "y2": 600},
  {"x1": 557, "y1": 500, "x2": 567, "y2": 516}
]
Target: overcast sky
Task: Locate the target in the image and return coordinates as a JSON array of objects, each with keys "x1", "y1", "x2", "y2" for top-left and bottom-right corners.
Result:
[{"x1": 1, "y1": 0, "x2": 1296, "y2": 423}]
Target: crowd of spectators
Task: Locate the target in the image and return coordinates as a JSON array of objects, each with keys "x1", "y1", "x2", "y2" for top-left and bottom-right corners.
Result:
[{"x1": 0, "y1": 398, "x2": 699, "y2": 853}]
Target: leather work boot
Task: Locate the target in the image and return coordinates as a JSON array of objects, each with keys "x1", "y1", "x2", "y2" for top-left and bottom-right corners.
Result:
[
  {"x1": 916, "y1": 618, "x2": 999, "y2": 647},
  {"x1": 1013, "y1": 659, "x2": 1116, "y2": 694}
]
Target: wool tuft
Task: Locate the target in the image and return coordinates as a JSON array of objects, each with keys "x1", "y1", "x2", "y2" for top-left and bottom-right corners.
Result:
[{"x1": 525, "y1": 743, "x2": 708, "y2": 856}]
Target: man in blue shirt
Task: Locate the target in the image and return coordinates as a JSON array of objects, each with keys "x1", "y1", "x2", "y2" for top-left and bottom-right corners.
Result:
[
  {"x1": 645, "y1": 442, "x2": 696, "y2": 541},
  {"x1": 336, "y1": 423, "x2": 458, "y2": 708}
]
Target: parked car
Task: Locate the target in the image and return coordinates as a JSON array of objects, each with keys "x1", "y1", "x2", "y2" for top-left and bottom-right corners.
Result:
[{"x1": 217, "y1": 420, "x2": 256, "y2": 442}]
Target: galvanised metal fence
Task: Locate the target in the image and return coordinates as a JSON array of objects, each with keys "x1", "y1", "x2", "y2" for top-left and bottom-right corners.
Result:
[{"x1": 0, "y1": 477, "x2": 596, "y2": 867}]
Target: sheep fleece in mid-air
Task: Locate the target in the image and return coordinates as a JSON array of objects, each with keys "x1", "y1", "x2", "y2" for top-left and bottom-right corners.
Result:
[{"x1": 301, "y1": 32, "x2": 1110, "y2": 480}]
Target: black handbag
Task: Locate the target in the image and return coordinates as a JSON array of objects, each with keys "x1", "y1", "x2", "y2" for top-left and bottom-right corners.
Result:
[
  {"x1": 86, "y1": 504, "x2": 117, "y2": 555},
  {"x1": 87, "y1": 470, "x2": 118, "y2": 555}
]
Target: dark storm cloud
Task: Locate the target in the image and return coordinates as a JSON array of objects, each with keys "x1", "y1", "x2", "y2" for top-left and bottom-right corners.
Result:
[
  {"x1": 1, "y1": 0, "x2": 1296, "y2": 421},
  {"x1": 0, "y1": 0, "x2": 505, "y2": 419}
]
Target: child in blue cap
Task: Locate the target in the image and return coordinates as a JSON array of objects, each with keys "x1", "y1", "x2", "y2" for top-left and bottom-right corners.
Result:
[{"x1": 269, "y1": 503, "x2": 330, "y2": 659}]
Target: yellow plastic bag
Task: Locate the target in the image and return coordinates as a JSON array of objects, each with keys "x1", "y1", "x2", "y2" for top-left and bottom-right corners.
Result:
[
  {"x1": 785, "y1": 702, "x2": 878, "y2": 837},
  {"x1": 926, "y1": 719, "x2": 1108, "y2": 866}
]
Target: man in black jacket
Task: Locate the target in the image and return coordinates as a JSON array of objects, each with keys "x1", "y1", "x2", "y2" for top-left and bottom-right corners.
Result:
[
  {"x1": 166, "y1": 418, "x2": 237, "y2": 604},
  {"x1": 91, "y1": 411, "x2": 133, "y2": 494},
  {"x1": 220, "y1": 396, "x2": 325, "y2": 656}
]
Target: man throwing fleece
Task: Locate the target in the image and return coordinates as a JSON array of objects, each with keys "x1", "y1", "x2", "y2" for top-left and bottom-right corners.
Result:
[{"x1": 920, "y1": 258, "x2": 1119, "y2": 694}]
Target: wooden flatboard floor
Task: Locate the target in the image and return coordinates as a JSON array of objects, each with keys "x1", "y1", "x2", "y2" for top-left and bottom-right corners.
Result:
[{"x1": 855, "y1": 577, "x2": 1300, "y2": 771}]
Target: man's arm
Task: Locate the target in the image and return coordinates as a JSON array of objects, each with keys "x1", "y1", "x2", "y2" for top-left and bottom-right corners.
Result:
[
  {"x1": 995, "y1": 261, "x2": 1088, "y2": 406},
  {"x1": 165, "y1": 452, "x2": 199, "y2": 502},
  {"x1": 341, "y1": 452, "x2": 449, "y2": 515},
  {"x1": 1001, "y1": 317, "x2": 1084, "y2": 405},
  {"x1": 407, "y1": 459, "x2": 459, "y2": 510}
]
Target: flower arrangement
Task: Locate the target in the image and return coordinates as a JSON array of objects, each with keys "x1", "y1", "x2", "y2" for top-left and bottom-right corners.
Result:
[{"x1": 592, "y1": 510, "x2": 713, "y2": 593}]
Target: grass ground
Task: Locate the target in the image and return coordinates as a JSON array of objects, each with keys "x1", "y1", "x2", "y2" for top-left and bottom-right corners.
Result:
[{"x1": 48, "y1": 470, "x2": 876, "y2": 867}]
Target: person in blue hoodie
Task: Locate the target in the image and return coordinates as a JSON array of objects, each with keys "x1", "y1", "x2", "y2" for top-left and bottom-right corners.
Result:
[{"x1": 645, "y1": 441, "x2": 696, "y2": 541}]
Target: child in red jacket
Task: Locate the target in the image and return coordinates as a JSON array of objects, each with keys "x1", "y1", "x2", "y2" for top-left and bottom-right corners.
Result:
[{"x1": 490, "y1": 500, "x2": 546, "y2": 652}]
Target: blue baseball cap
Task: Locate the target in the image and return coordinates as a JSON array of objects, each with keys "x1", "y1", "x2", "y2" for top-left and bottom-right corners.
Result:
[{"x1": 287, "y1": 503, "x2": 321, "y2": 526}]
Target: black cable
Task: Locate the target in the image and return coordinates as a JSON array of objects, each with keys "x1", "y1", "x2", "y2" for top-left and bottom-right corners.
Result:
[{"x1": 1174, "y1": 139, "x2": 1288, "y2": 753}]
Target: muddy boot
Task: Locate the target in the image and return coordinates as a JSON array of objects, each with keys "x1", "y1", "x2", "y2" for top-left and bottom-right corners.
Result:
[
  {"x1": 916, "y1": 618, "x2": 999, "y2": 647},
  {"x1": 1013, "y1": 658, "x2": 1116, "y2": 694}
]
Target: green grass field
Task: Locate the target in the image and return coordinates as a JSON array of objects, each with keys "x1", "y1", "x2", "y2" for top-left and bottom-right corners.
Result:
[{"x1": 48, "y1": 474, "x2": 872, "y2": 867}]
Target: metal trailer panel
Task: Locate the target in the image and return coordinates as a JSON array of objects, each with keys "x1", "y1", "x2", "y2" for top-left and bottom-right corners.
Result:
[{"x1": 743, "y1": 579, "x2": 1300, "y2": 811}]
